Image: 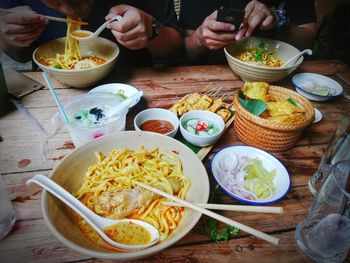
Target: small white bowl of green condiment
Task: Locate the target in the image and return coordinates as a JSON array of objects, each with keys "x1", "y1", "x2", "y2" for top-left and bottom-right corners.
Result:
[{"x1": 180, "y1": 110, "x2": 225, "y2": 147}]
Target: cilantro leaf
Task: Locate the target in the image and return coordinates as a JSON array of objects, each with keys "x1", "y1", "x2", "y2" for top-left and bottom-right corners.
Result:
[
  {"x1": 53, "y1": 64, "x2": 63, "y2": 69},
  {"x1": 207, "y1": 219, "x2": 240, "y2": 244}
]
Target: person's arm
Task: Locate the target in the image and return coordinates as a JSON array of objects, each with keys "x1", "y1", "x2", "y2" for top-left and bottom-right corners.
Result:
[
  {"x1": 0, "y1": 6, "x2": 48, "y2": 62},
  {"x1": 271, "y1": 23, "x2": 317, "y2": 50},
  {"x1": 182, "y1": 1, "x2": 276, "y2": 61},
  {"x1": 184, "y1": 11, "x2": 236, "y2": 60},
  {"x1": 106, "y1": 5, "x2": 181, "y2": 56}
]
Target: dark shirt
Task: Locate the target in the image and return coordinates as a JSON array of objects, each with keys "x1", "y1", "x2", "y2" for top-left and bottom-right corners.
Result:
[
  {"x1": 0, "y1": 0, "x2": 179, "y2": 67},
  {"x1": 180, "y1": 0, "x2": 316, "y2": 65}
]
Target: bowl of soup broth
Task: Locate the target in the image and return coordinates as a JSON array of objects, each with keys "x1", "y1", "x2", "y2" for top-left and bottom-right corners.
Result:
[
  {"x1": 33, "y1": 37, "x2": 119, "y2": 88},
  {"x1": 40, "y1": 131, "x2": 209, "y2": 260}
]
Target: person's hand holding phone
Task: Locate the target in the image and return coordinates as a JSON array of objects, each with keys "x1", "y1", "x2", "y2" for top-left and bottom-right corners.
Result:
[
  {"x1": 235, "y1": 0, "x2": 276, "y2": 40},
  {"x1": 192, "y1": 10, "x2": 238, "y2": 51}
]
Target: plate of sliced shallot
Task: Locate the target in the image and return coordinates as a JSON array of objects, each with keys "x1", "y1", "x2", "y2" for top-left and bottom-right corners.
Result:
[{"x1": 210, "y1": 145, "x2": 291, "y2": 205}]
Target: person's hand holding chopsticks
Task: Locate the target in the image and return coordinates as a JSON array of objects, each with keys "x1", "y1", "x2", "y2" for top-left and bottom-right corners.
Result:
[{"x1": 0, "y1": 6, "x2": 48, "y2": 48}]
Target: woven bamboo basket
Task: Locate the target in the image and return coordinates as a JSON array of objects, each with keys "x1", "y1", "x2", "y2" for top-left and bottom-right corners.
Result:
[{"x1": 233, "y1": 85, "x2": 315, "y2": 152}]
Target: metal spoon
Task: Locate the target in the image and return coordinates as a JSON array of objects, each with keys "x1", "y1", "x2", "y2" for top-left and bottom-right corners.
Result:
[
  {"x1": 70, "y1": 15, "x2": 122, "y2": 41},
  {"x1": 26, "y1": 174, "x2": 159, "y2": 250},
  {"x1": 282, "y1": 49, "x2": 312, "y2": 68}
]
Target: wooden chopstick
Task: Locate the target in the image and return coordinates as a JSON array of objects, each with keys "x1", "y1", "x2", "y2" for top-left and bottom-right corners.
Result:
[
  {"x1": 0, "y1": 8, "x2": 88, "y2": 25},
  {"x1": 136, "y1": 181, "x2": 280, "y2": 245},
  {"x1": 162, "y1": 201, "x2": 283, "y2": 214}
]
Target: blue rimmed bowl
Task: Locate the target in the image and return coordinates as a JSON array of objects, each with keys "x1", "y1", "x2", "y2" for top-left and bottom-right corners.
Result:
[
  {"x1": 292, "y1": 73, "x2": 343, "y2": 101},
  {"x1": 210, "y1": 145, "x2": 291, "y2": 205}
]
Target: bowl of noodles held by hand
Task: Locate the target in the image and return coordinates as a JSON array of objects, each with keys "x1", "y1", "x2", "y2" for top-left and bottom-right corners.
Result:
[
  {"x1": 41, "y1": 131, "x2": 209, "y2": 260},
  {"x1": 224, "y1": 37, "x2": 302, "y2": 83},
  {"x1": 33, "y1": 35, "x2": 119, "y2": 88}
]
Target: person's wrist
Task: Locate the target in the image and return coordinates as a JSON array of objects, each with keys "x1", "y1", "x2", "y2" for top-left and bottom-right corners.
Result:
[{"x1": 270, "y1": 6, "x2": 289, "y2": 29}]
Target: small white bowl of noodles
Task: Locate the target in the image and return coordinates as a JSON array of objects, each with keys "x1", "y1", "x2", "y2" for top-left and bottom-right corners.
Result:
[
  {"x1": 33, "y1": 37, "x2": 119, "y2": 88},
  {"x1": 40, "y1": 131, "x2": 209, "y2": 260},
  {"x1": 224, "y1": 36, "x2": 302, "y2": 83}
]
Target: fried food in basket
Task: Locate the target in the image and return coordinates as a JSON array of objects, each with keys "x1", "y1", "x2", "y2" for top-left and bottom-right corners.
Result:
[
  {"x1": 241, "y1": 82, "x2": 306, "y2": 124},
  {"x1": 170, "y1": 91, "x2": 232, "y2": 122}
]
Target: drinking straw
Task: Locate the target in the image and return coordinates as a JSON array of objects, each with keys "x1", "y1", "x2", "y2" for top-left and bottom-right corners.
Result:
[{"x1": 42, "y1": 72, "x2": 70, "y2": 124}]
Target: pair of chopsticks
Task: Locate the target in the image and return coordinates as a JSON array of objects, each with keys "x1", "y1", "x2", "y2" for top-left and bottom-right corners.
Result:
[
  {"x1": 136, "y1": 181, "x2": 281, "y2": 245},
  {"x1": 0, "y1": 8, "x2": 88, "y2": 25}
]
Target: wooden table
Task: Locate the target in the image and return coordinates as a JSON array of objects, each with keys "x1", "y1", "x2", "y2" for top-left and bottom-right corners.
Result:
[{"x1": 0, "y1": 60, "x2": 349, "y2": 263}]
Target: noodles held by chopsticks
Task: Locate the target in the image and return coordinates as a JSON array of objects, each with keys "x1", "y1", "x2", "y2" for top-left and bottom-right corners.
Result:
[{"x1": 40, "y1": 17, "x2": 105, "y2": 70}]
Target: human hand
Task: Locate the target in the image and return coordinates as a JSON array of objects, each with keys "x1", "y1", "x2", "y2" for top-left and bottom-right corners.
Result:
[
  {"x1": 235, "y1": 0, "x2": 276, "y2": 40},
  {"x1": 41, "y1": 0, "x2": 94, "y2": 18},
  {"x1": 0, "y1": 6, "x2": 48, "y2": 47},
  {"x1": 106, "y1": 5, "x2": 154, "y2": 50},
  {"x1": 193, "y1": 10, "x2": 237, "y2": 50}
]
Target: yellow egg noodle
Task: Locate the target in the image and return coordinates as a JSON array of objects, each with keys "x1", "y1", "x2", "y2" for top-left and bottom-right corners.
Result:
[
  {"x1": 42, "y1": 18, "x2": 81, "y2": 69},
  {"x1": 73, "y1": 146, "x2": 191, "y2": 248},
  {"x1": 236, "y1": 47, "x2": 283, "y2": 67},
  {"x1": 40, "y1": 18, "x2": 106, "y2": 70}
]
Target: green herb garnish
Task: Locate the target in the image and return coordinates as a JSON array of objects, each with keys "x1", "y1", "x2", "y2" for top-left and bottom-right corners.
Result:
[
  {"x1": 53, "y1": 64, "x2": 63, "y2": 69},
  {"x1": 206, "y1": 185, "x2": 240, "y2": 244},
  {"x1": 255, "y1": 41, "x2": 266, "y2": 62},
  {"x1": 208, "y1": 219, "x2": 239, "y2": 244},
  {"x1": 287, "y1": 98, "x2": 298, "y2": 107}
]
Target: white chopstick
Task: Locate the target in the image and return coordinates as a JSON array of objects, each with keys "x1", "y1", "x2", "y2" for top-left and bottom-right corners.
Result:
[
  {"x1": 136, "y1": 181, "x2": 280, "y2": 245},
  {"x1": 162, "y1": 202, "x2": 283, "y2": 214},
  {"x1": 0, "y1": 8, "x2": 88, "y2": 25}
]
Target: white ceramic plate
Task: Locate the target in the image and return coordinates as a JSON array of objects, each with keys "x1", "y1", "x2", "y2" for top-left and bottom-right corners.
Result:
[
  {"x1": 210, "y1": 145, "x2": 291, "y2": 205},
  {"x1": 292, "y1": 73, "x2": 343, "y2": 101},
  {"x1": 89, "y1": 83, "x2": 141, "y2": 108}
]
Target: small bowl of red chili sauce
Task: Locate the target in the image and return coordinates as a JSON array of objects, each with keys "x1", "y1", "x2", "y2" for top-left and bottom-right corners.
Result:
[{"x1": 134, "y1": 108, "x2": 179, "y2": 137}]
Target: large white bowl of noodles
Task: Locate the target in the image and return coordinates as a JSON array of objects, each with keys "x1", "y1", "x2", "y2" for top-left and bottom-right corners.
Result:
[
  {"x1": 224, "y1": 37, "x2": 302, "y2": 83},
  {"x1": 33, "y1": 37, "x2": 119, "y2": 88},
  {"x1": 41, "y1": 131, "x2": 210, "y2": 260}
]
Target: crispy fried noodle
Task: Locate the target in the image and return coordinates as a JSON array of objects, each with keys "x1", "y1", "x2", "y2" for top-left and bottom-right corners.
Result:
[{"x1": 73, "y1": 146, "x2": 191, "y2": 249}]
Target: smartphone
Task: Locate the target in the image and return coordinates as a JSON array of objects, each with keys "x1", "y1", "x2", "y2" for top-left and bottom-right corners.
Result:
[
  {"x1": 4, "y1": 69, "x2": 44, "y2": 99},
  {"x1": 216, "y1": 6, "x2": 244, "y2": 29}
]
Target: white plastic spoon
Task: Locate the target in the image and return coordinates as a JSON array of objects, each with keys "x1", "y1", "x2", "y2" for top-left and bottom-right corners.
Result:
[
  {"x1": 26, "y1": 174, "x2": 159, "y2": 250},
  {"x1": 282, "y1": 49, "x2": 312, "y2": 68},
  {"x1": 70, "y1": 15, "x2": 122, "y2": 41},
  {"x1": 106, "y1": 90, "x2": 143, "y2": 118}
]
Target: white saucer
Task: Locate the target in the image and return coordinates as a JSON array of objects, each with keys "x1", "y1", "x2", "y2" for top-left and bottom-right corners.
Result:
[
  {"x1": 313, "y1": 107, "x2": 322, "y2": 123},
  {"x1": 89, "y1": 83, "x2": 141, "y2": 108},
  {"x1": 292, "y1": 73, "x2": 343, "y2": 102}
]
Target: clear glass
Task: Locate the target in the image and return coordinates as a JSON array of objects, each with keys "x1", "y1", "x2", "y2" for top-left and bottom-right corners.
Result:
[
  {"x1": 309, "y1": 115, "x2": 350, "y2": 196},
  {"x1": 296, "y1": 160, "x2": 350, "y2": 263},
  {"x1": 0, "y1": 175, "x2": 16, "y2": 240}
]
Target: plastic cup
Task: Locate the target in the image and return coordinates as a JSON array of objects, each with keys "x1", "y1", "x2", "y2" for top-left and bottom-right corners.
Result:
[
  {"x1": 296, "y1": 160, "x2": 350, "y2": 262},
  {"x1": 63, "y1": 93, "x2": 128, "y2": 147},
  {"x1": 0, "y1": 176, "x2": 16, "y2": 240},
  {"x1": 308, "y1": 114, "x2": 350, "y2": 196}
]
